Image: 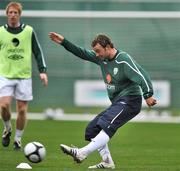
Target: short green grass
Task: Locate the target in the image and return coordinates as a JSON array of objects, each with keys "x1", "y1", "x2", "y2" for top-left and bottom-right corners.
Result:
[{"x1": 0, "y1": 120, "x2": 180, "y2": 171}]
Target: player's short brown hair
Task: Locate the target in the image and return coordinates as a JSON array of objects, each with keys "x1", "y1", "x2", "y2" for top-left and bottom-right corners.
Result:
[
  {"x1": 91, "y1": 34, "x2": 114, "y2": 48},
  {"x1": 6, "y1": 2, "x2": 22, "y2": 15}
]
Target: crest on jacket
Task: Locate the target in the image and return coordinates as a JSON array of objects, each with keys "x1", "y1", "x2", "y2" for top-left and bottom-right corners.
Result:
[{"x1": 113, "y1": 68, "x2": 118, "y2": 75}]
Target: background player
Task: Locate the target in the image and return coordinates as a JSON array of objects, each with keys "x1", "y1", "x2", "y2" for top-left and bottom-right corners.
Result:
[{"x1": 0, "y1": 2, "x2": 48, "y2": 150}]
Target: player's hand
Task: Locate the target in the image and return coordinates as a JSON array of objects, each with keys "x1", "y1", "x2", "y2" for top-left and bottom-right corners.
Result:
[
  {"x1": 49, "y1": 32, "x2": 64, "y2": 44},
  {"x1": 39, "y1": 73, "x2": 48, "y2": 86},
  {"x1": 145, "y1": 96, "x2": 157, "y2": 107}
]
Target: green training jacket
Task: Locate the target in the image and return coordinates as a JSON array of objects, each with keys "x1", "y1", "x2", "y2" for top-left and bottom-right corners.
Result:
[{"x1": 61, "y1": 38, "x2": 153, "y2": 103}]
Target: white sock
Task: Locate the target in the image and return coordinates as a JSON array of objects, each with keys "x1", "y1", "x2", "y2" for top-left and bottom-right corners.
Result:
[
  {"x1": 79, "y1": 130, "x2": 110, "y2": 156},
  {"x1": 98, "y1": 144, "x2": 114, "y2": 164},
  {"x1": 14, "y1": 129, "x2": 24, "y2": 142},
  {"x1": 3, "y1": 120, "x2": 12, "y2": 131}
]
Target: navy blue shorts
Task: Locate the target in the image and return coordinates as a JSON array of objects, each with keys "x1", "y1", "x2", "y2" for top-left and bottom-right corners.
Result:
[{"x1": 85, "y1": 95, "x2": 142, "y2": 141}]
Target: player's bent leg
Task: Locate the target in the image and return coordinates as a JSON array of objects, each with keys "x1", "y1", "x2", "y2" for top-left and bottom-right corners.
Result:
[{"x1": 60, "y1": 144, "x2": 87, "y2": 163}]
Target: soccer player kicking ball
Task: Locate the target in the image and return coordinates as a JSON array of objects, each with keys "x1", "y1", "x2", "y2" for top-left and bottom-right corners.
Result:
[{"x1": 49, "y1": 32, "x2": 157, "y2": 169}]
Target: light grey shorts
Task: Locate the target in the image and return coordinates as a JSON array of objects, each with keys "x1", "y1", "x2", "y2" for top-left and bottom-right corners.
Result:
[{"x1": 0, "y1": 76, "x2": 33, "y2": 101}]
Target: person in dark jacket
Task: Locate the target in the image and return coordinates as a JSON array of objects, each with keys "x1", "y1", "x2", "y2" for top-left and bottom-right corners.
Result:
[{"x1": 49, "y1": 32, "x2": 156, "y2": 169}]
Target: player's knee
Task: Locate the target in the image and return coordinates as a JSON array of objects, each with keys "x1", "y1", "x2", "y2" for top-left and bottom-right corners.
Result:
[
  {"x1": 85, "y1": 128, "x2": 92, "y2": 141},
  {"x1": 18, "y1": 109, "x2": 26, "y2": 116},
  {"x1": 17, "y1": 103, "x2": 27, "y2": 116},
  {"x1": 85, "y1": 126, "x2": 96, "y2": 141},
  {"x1": 85, "y1": 126, "x2": 101, "y2": 141},
  {"x1": 0, "y1": 103, "x2": 10, "y2": 111}
]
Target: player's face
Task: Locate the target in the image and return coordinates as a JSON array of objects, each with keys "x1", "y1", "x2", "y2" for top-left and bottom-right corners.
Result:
[
  {"x1": 93, "y1": 43, "x2": 110, "y2": 60},
  {"x1": 7, "y1": 6, "x2": 21, "y2": 27}
]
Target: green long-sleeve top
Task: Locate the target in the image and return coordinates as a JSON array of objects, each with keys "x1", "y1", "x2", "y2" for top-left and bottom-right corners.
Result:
[{"x1": 62, "y1": 38, "x2": 153, "y2": 103}]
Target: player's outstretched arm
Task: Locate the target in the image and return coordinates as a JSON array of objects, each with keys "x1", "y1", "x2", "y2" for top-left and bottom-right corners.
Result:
[
  {"x1": 145, "y1": 96, "x2": 157, "y2": 107},
  {"x1": 49, "y1": 32, "x2": 64, "y2": 44}
]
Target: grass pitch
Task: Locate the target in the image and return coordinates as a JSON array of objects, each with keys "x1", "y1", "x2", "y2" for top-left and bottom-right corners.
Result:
[{"x1": 0, "y1": 120, "x2": 180, "y2": 171}]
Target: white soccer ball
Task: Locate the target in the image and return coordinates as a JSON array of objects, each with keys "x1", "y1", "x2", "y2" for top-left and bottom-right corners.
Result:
[{"x1": 24, "y1": 142, "x2": 46, "y2": 163}]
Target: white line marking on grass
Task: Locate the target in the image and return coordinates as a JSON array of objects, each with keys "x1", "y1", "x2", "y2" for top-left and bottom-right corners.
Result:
[{"x1": 11, "y1": 112, "x2": 180, "y2": 123}]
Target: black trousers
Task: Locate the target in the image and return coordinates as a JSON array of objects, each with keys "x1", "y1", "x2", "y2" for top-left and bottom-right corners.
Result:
[{"x1": 85, "y1": 95, "x2": 142, "y2": 141}]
